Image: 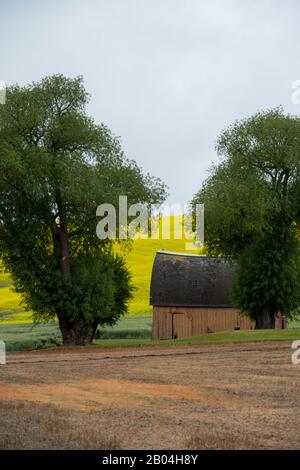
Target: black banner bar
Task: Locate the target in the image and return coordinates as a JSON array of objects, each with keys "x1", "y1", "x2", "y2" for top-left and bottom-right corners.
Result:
[{"x1": 0, "y1": 450, "x2": 299, "y2": 467}]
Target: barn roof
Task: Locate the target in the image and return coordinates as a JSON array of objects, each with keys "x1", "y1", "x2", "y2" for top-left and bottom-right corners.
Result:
[{"x1": 150, "y1": 251, "x2": 236, "y2": 307}]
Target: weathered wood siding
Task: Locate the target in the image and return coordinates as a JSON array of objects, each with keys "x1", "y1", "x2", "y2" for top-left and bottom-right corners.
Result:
[
  {"x1": 152, "y1": 306, "x2": 255, "y2": 340},
  {"x1": 152, "y1": 306, "x2": 287, "y2": 340}
]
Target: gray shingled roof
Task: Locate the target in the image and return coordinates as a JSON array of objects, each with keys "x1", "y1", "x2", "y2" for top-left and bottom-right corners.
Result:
[{"x1": 150, "y1": 251, "x2": 236, "y2": 307}]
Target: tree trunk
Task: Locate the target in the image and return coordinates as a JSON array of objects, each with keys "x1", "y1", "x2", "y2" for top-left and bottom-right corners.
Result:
[
  {"x1": 55, "y1": 201, "x2": 100, "y2": 346},
  {"x1": 58, "y1": 227, "x2": 71, "y2": 280},
  {"x1": 58, "y1": 316, "x2": 98, "y2": 346},
  {"x1": 255, "y1": 310, "x2": 275, "y2": 329},
  {"x1": 53, "y1": 200, "x2": 99, "y2": 346},
  {"x1": 56, "y1": 201, "x2": 71, "y2": 281}
]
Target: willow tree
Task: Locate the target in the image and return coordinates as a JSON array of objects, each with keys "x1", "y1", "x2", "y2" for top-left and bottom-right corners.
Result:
[
  {"x1": 0, "y1": 75, "x2": 167, "y2": 344},
  {"x1": 193, "y1": 108, "x2": 300, "y2": 328}
]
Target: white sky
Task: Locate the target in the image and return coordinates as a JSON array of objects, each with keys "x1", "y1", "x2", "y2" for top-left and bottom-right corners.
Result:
[{"x1": 1, "y1": 0, "x2": 300, "y2": 208}]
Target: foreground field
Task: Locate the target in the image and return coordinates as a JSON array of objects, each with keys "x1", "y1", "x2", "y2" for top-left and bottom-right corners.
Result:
[{"x1": 1, "y1": 341, "x2": 299, "y2": 449}]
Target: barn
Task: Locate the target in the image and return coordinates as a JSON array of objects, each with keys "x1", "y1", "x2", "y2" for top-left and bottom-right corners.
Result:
[{"x1": 150, "y1": 251, "x2": 287, "y2": 340}]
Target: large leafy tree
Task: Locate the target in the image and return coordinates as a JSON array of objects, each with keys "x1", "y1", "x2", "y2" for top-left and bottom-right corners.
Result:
[
  {"x1": 193, "y1": 108, "x2": 300, "y2": 328},
  {"x1": 0, "y1": 75, "x2": 167, "y2": 344}
]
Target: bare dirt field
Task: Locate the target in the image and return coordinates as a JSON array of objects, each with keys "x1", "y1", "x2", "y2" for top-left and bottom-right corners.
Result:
[{"x1": 0, "y1": 341, "x2": 299, "y2": 449}]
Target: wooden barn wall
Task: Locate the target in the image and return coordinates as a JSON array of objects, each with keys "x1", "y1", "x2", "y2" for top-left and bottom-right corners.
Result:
[{"x1": 152, "y1": 306, "x2": 255, "y2": 340}]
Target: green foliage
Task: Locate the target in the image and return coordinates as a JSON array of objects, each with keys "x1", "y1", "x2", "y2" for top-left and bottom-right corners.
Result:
[
  {"x1": 0, "y1": 74, "x2": 167, "y2": 343},
  {"x1": 18, "y1": 251, "x2": 134, "y2": 328},
  {"x1": 193, "y1": 107, "x2": 300, "y2": 325},
  {"x1": 231, "y1": 226, "x2": 300, "y2": 322}
]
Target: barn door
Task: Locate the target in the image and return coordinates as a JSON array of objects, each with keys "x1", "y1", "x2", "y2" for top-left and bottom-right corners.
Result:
[{"x1": 172, "y1": 313, "x2": 192, "y2": 339}]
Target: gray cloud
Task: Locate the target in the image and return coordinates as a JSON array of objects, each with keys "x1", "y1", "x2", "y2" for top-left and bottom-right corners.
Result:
[{"x1": 1, "y1": 0, "x2": 300, "y2": 206}]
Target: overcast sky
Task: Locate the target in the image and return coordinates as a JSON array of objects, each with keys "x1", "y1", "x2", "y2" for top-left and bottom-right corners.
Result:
[{"x1": 1, "y1": 0, "x2": 300, "y2": 208}]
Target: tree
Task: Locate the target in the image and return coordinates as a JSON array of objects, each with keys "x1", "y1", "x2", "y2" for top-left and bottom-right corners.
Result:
[
  {"x1": 0, "y1": 75, "x2": 167, "y2": 344},
  {"x1": 231, "y1": 222, "x2": 300, "y2": 328},
  {"x1": 192, "y1": 108, "x2": 300, "y2": 328}
]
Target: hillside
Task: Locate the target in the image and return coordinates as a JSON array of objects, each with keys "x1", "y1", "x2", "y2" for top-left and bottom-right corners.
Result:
[{"x1": 125, "y1": 235, "x2": 198, "y2": 315}]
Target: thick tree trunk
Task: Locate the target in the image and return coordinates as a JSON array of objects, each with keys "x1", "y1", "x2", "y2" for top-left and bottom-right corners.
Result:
[
  {"x1": 56, "y1": 201, "x2": 71, "y2": 281},
  {"x1": 55, "y1": 201, "x2": 100, "y2": 346},
  {"x1": 58, "y1": 316, "x2": 98, "y2": 345},
  {"x1": 255, "y1": 310, "x2": 276, "y2": 329},
  {"x1": 58, "y1": 227, "x2": 71, "y2": 280}
]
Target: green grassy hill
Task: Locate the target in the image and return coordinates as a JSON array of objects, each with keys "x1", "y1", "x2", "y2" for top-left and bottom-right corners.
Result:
[
  {"x1": 0, "y1": 270, "x2": 32, "y2": 323},
  {"x1": 125, "y1": 238, "x2": 197, "y2": 316}
]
